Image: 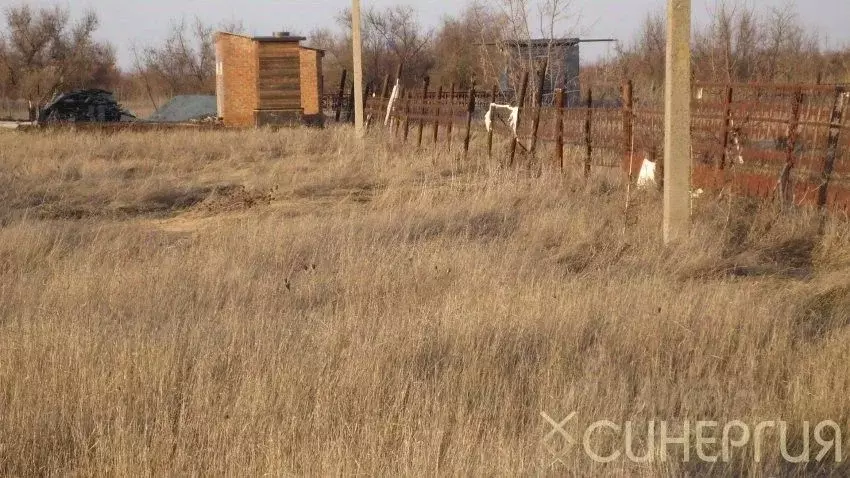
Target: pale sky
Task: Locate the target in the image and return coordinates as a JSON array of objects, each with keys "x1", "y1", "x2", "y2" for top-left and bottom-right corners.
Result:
[{"x1": 3, "y1": 0, "x2": 849, "y2": 69}]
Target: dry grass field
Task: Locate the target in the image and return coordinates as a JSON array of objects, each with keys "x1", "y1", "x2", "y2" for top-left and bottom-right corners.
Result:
[{"x1": 1, "y1": 126, "x2": 849, "y2": 476}]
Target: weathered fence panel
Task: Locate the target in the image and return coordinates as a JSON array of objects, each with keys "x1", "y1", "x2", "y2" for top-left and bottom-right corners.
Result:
[{"x1": 368, "y1": 73, "x2": 849, "y2": 213}]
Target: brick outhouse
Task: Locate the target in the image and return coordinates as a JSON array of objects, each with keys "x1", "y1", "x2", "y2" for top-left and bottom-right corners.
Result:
[{"x1": 215, "y1": 31, "x2": 325, "y2": 127}]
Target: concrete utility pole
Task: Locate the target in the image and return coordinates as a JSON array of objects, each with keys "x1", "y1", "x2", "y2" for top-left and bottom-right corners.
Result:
[
  {"x1": 663, "y1": 0, "x2": 692, "y2": 243},
  {"x1": 351, "y1": 0, "x2": 365, "y2": 136}
]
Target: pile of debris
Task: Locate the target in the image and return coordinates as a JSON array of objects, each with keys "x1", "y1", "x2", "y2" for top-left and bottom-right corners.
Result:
[{"x1": 39, "y1": 89, "x2": 135, "y2": 124}]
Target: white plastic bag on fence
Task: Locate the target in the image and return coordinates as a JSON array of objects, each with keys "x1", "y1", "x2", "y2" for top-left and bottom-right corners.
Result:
[
  {"x1": 484, "y1": 104, "x2": 519, "y2": 135},
  {"x1": 637, "y1": 156, "x2": 657, "y2": 188}
]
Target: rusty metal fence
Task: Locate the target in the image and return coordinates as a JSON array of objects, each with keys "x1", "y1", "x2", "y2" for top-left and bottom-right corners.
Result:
[{"x1": 360, "y1": 77, "x2": 849, "y2": 213}]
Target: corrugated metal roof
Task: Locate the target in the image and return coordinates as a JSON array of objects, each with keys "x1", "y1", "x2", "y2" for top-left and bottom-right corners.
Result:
[
  {"x1": 300, "y1": 46, "x2": 326, "y2": 54},
  {"x1": 215, "y1": 31, "x2": 306, "y2": 43},
  {"x1": 252, "y1": 35, "x2": 306, "y2": 43},
  {"x1": 503, "y1": 38, "x2": 581, "y2": 47}
]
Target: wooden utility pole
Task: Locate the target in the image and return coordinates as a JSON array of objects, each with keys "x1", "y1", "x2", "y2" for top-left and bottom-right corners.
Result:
[
  {"x1": 352, "y1": 0, "x2": 365, "y2": 136},
  {"x1": 663, "y1": 0, "x2": 692, "y2": 243}
]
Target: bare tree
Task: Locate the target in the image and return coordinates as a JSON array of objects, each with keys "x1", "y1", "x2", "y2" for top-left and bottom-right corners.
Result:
[
  {"x1": 431, "y1": 3, "x2": 506, "y2": 88},
  {"x1": 760, "y1": 5, "x2": 817, "y2": 82},
  {"x1": 366, "y1": 6, "x2": 433, "y2": 79},
  {"x1": 691, "y1": 2, "x2": 761, "y2": 83},
  {"x1": 328, "y1": 5, "x2": 434, "y2": 88},
  {"x1": 312, "y1": 1, "x2": 582, "y2": 97},
  {"x1": 608, "y1": 1, "x2": 832, "y2": 91},
  {"x1": 476, "y1": 0, "x2": 581, "y2": 101},
  {"x1": 823, "y1": 48, "x2": 850, "y2": 84},
  {"x1": 615, "y1": 11, "x2": 665, "y2": 95},
  {"x1": 137, "y1": 17, "x2": 243, "y2": 96},
  {"x1": 0, "y1": 4, "x2": 117, "y2": 117}
]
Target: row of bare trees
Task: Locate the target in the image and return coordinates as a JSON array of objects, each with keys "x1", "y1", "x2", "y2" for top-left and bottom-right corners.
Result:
[
  {"x1": 130, "y1": 18, "x2": 245, "y2": 99},
  {"x1": 0, "y1": 4, "x2": 243, "y2": 117},
  {"x1": 315, "y1": 0, "x2": 850, "y2": 107},
  {"x1": 0, "y1": 5, "x2": 118, "y2": 117},
  {"x1": 308, "y1": 0, "x2": 580, "y2": 95},
  {"x1": 2, "y1": 1, "x2": 849, "y2": 118},
  {"x1": 590, "y1": 2, "x2": 850, "y2": 101},
  {"x1": 0, "y1": 1, "x2": 576, "y2": 116}
]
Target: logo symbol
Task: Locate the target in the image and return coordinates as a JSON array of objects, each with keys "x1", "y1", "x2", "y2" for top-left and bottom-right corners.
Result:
[{"x1": 541, "y1": 411, "x2": 577, "y2": 466}]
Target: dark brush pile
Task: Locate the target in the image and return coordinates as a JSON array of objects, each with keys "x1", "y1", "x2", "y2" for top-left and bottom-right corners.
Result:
[{"x1": 39, "y1": 89, "x2": 135, "y2": 124}]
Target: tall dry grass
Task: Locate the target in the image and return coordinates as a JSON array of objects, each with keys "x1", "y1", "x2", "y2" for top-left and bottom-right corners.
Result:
[{"x1": 0, "y1": 126, "x2": 849, "y2": 476}]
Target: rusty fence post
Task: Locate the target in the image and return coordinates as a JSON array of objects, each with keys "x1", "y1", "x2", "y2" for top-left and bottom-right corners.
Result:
[
  {"x1": 335, "y1": 69, "x2": 347, "y2": 123},
  {"x1": 390, "y1": 86, "x2": 397, "y2": 136},
  {"x1": 349, "y1": 81, "x2": 356, "y2": 124},
  {"x1": 403, "y1": 92, "x2": 412, "y2": 143},
  {"x1": 529, "y1": 63, "x2": 547, "y2": 158},
  {"x1": 362, "y1": 86, "x2": 369, "y2": 120},
  {"x1": 393, "y1": 86, "x2": 404, "y2": 137},
  {"x1": 554, "y1": 88, "x2": 565, "y2": 170},
  {"x1": 379, "y1": 75, "x2": 390, "y2": 106},
  {"x1": 447, "y1": 83, "x2": 456, "y2": 151},
  {"x1": 363, "y1": 83, "x2": 375, "y2": 121},
  {"x1": 362, "y1": 83, "x2": 371, "y2": 118},
  {"x1": 780, "y1": 88, "x2": 804, "y2": 207},
  {"x1": 622, "y1": 80, "x2": 635, "y2": 183},
  {"x1": 488, "y1": 85, "x2": 498, "y2": 158},
  {"x1": 363, "y1": 83, "x2": 373, "y2": 129},
  {"x1": 463, "y1": 82, "x2": 477, "y2": 159},
  {"x1": 394, "y1": 86, "x2": 405, "y2": 136},
  {"x1": 417, "y1": 76, "x2": 430, "y2": 148},
  {"x1": 584, "y1": 88, "x2": 594, "y2": 178},
  {"x1": 433, "y1": 85, "x2": 443, "y2": 145},
  {"x1": 376, "y1": 74, "x2": 390, "y2": 130},
  {"x1": 508, "y1": 71, "x2": 530, "y2": 167},
  {"x1": 719, "y1": 85, "x2": 734, "y2": 170},
  {"x1": 818, "y1": 86, "x2": 847, "y2": 209}
]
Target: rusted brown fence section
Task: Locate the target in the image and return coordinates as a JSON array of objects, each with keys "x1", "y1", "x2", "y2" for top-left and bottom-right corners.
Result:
[
  {"x1": 362, "y1": 76, "x2": 850, "y2": 213},
  {"x1": 688, "y1": 83, "x2": 849, "y2": 211}
]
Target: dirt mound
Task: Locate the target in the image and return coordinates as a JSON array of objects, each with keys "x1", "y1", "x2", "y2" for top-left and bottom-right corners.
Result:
[
  {"x1": 199, "y1": 185, "x2": 276, "y2": 214},
  {"x1": 22, "y1": 184, "x2": 275, "y2": 222},
  {"x1": 148, "y1": 95, "x2": 217, "y2": 123}
]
